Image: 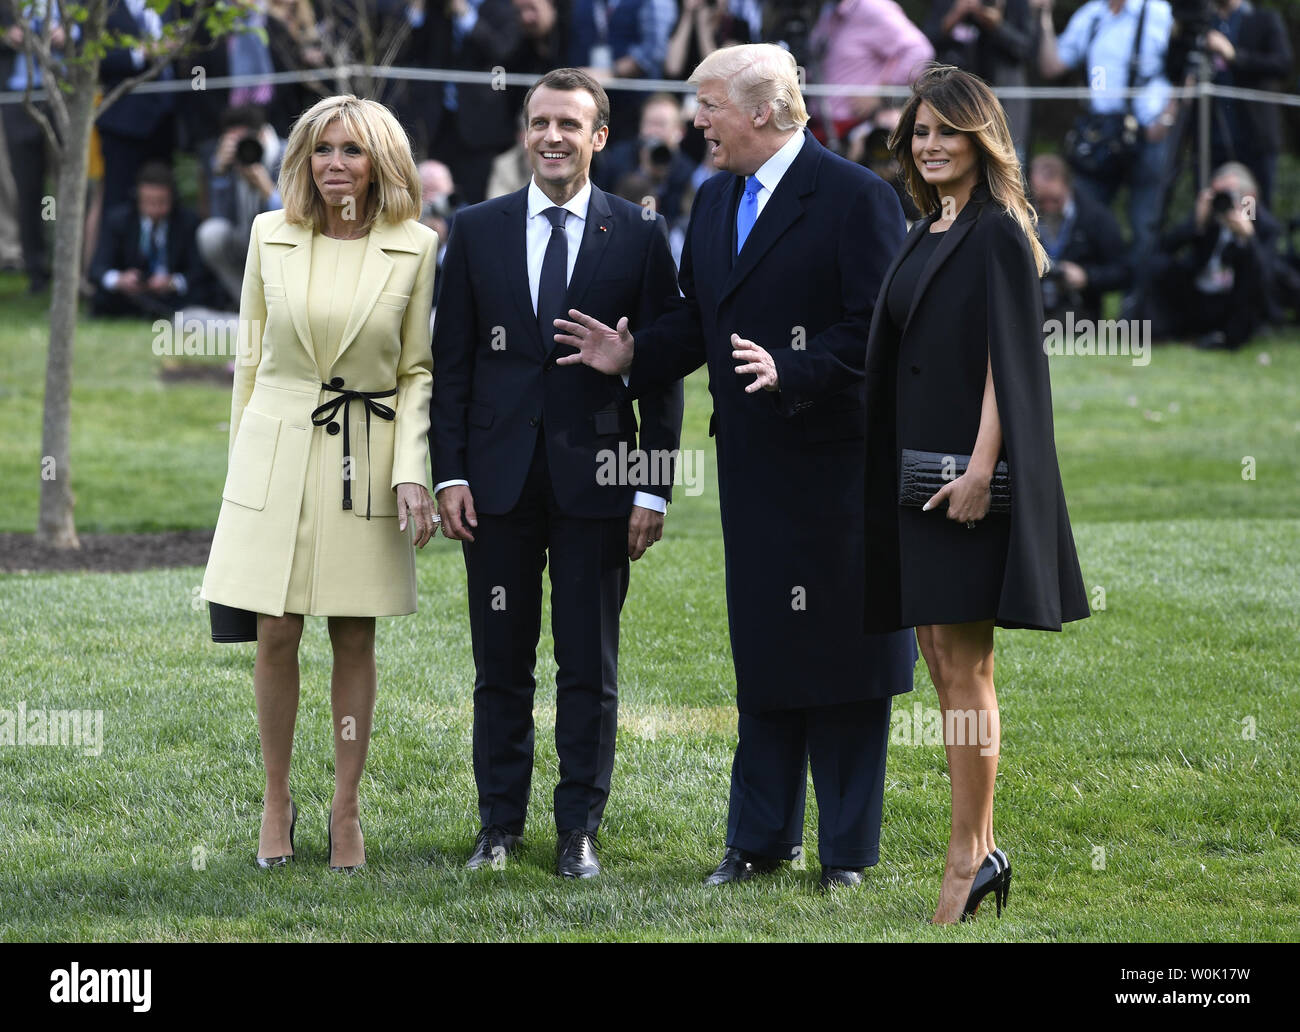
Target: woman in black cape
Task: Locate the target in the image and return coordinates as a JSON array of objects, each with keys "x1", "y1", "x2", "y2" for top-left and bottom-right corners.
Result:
[{"x1": 862, "y1": 64, "x2": 1090, "y2": 923}]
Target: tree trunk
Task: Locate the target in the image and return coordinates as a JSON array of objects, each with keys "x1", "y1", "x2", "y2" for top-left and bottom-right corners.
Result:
[{"x1": 36, "y1": 78, "x2": 96, "y2": 549}]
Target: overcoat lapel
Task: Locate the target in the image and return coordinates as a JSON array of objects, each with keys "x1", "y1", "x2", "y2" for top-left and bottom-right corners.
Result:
[
  {"x1": 330, "y1": 219, "x2": 422, "y2": 368},
  {"x1": 268, "y1": 218, "x2": 317, "y2": 368},
  {"x1": 718, "y1": 129, "x2": 821, "y2": 306},
  {"x1": 904, "y1": 205, "x2": 979, "y2": 327}
]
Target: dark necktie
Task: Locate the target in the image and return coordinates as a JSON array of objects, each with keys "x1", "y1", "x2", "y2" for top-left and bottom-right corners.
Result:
[{"x1": 537, "y1": 206, "x2": 568, "y2": 352}]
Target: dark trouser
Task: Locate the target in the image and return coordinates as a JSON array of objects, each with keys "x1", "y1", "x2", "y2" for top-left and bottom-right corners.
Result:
[
  {"x1": 2, "y1": 103, "x2": 51, "y2": 285},
  {"x1": 1147, "y1": 260, "x2": 1265, "y2": 349},
  {"x1": 463, "y1": 434, "x2": 629, "y2": 836},
  {"x1": 727, "y1": 697, "x2": 894, "y2": 869}
]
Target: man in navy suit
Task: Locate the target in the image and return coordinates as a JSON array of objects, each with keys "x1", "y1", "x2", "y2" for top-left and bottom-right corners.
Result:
[
  {"x1": 557, "y1": 44, "x2": 917, "y2": 891},
  {"x1": 97, "y1": 0, "x2": 178, "y2": 214},
  {"x1": 430, "y1": 69, "x2": 684, "y2": 879}
]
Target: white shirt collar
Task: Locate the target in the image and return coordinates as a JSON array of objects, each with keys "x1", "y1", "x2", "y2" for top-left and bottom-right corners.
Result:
[
  {"x1": 750, "y1": 130, "x2": 806, "y2": 195},
  {"x1": 527, "y1": 177, "x2": 592, "y2": 222}
]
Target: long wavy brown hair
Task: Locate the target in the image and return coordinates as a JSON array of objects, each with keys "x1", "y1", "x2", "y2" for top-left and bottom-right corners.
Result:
[{"x1": 888, "y1": 63, "x2": 1049, "y2": 276}]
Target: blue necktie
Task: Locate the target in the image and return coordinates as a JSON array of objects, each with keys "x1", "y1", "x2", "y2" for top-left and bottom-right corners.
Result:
[
  {"x1": 735, "y1": 175, "x2": 762, "y2": 255},
  {"x1": 537, "y1": 206, "x2": 568, "y2": 353}
]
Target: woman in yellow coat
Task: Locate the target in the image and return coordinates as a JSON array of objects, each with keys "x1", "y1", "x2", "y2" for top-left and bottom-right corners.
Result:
[{"x1": 201, "y1": 95, "x2": 438, "y2": 872}]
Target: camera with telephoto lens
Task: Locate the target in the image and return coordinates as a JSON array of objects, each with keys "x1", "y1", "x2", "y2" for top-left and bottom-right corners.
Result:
[
  {"x1": 1040, "y1": 262, "x2": 1081, "y2": 321},
  {"x1": 1211, "y1": 188, "x2": 1240, "y2": 216},
  {"x1": 642, "y1": 137, "x2": 673, "y2": 169},
  {"x1": 235, "y1": 135, "x2": 264, "y2": 167}
]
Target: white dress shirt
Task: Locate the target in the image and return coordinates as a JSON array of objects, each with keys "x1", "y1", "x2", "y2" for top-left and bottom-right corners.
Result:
[
  {"x1": 435, "y1": 177, "x2": 666, "y2": 514},
  {"x1": 744, "y1": 129, "x2": 806, "y2": 223}
]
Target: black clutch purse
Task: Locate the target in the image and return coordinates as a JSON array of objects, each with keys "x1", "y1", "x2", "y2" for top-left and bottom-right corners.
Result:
[
  {"x1": 209, "y1": 601, "x2": 258, "y2": 643},
  {"x1": 899, "y1": 449, "x2": 1011, "y2": 514}
]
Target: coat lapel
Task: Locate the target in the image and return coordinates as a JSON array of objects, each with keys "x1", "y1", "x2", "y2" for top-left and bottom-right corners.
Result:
[
  {"x1": 550, "y1": 184, "x2": 614, "y2": 358},
  {"x1": 903, "y1": 197, "x2": 983, "y2": 328},
  {"x1": 267, "y1": 217, "x2": 318, "y2": 367},
  {"x1": 718, "y1": 128, "x2": 819, "y2": 306},
  {"x1": 864, "y1": 213, "x2": 934, "y2": 355},
  {"x1": 501, "y1": 187, "x2": 539, "y2": 350},
  {"x1": 330, "y1": 219, "x2": 419, "y2": 368}
]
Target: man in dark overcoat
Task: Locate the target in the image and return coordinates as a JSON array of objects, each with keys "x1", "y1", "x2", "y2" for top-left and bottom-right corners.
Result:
[{"x1": 556, "y1": 43, "x2": 917, "y2": 890}]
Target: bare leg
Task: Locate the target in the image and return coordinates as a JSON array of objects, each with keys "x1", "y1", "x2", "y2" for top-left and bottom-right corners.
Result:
[
  {"x1": 327, "y1": 616, "x2": 376, "y2": 868},
  {"x1": 916, "y1": 620, "x2": 999, "y2": 924},
  {"x1": 255, "y1": 613, "x2": 304, "y2": 858}
]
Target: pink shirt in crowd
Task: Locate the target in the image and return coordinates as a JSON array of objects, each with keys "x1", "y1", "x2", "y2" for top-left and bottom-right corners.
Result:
[{"x1": 811, "y1": 0, "x2": 936, "y2": 124}]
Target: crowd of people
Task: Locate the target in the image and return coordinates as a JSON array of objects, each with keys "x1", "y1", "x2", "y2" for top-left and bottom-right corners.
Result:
[{"x1": 1, "y1": 0, "x2": 1298, "y2": 347}]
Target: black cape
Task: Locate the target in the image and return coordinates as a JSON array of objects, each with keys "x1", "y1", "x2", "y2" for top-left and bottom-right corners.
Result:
[{"x1": 862, "y1": 187, "x2": 1090, "y2": 632}]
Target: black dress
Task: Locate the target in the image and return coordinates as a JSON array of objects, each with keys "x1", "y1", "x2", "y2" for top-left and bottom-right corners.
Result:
[
  {"x1": 862, "y1": 189, "x2": 1089, "y2": 632},
  {"x1": 885, "y1": 225, "x2": 1011, "y2": 626}
]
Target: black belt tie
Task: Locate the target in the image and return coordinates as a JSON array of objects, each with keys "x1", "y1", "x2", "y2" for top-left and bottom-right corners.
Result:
[{"x1": 310, "y1": 383, "x2": 397, "y2": 519}]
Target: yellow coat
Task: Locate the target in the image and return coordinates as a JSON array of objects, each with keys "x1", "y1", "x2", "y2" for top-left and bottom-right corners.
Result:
[{"x1": 201, "y1": 210, "x2": 437, "y2": 617}]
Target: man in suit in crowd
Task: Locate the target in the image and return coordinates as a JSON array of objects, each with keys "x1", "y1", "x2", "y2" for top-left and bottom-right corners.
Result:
[
  {"x1": 97, "y1": 0, "x2": 178, "y2": 214},
  {"x1": 1030, "y1": 154, "x2": 1130, "y2": 325},
  {"x1": 404, "y1": 0, "x2": 525, "y2": 205},
  {"x1": 90, "y1": 161, "x2": 212, "y2": 317},
  {"x1": 1204, "y1": 0, "x2": 1293, "y2": 209},
  {"x1": 556, "y1": 43, "x2": 917, "y2": 891},
  {"x1": 429, "y1": 68, "x2": 684, "y2": 878}
]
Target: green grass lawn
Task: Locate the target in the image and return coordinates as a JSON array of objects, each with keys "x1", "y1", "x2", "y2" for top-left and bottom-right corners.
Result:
[{"x1": 1, "y1": 273, "x2": 1298, "y2": 941}]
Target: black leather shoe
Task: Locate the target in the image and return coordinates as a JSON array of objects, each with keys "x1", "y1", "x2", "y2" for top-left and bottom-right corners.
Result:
[
  {"x1": 960, "y1": 851, "x2": 1010, "y2": 921},
  {"x1": 704, "y1": 846, "x2": 783, "y2": 885},
  {"x1": 255, "y1": 799, "x2": 297, "y2": 869},
  {"x1": 556, "y1": 828, "x2": 600, "y2": 878},
  {"x1": 818, "y1": 866, "x2": 864, "y2": 892},
  {"x1": 465, "y1": 826, "x2": 521, "y2": 870}
]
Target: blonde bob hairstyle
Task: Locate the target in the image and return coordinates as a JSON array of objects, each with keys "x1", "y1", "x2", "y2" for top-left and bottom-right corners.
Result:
[
  {"x1": 689, "y1": 43, "x2": 809, "y2": 132},
  {"x1": 279, "y1": 95, "x2": 421, "y2": 232},
  {"x1": 889, "y1": 63, "x2": 1049, "y2": 276}
]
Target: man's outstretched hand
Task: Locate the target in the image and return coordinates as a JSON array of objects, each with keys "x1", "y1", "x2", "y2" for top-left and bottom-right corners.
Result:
[{"x1": 553, "y1": 310, "x2": 635, "y2": 377}]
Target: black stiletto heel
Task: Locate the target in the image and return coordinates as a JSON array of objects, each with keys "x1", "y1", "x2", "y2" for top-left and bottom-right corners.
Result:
[
  {"x1": 328, "y1": 806, "x2": 366, "y2": 874},
  {"x1": 960, "y1": 850, "x2": 1010, "y2": 921},
  {"x1": 255, "y1": 799, "x2": 297, "y2": 869}
]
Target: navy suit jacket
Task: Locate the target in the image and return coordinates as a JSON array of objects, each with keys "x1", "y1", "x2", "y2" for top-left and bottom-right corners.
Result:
[
  {"x1": 627, "y1": 128, "x2": 917, "y2": 711},
  {"x1": 430, "y1": 182, "x2": 684, "y2": 519},
  {"x1": 96, "y1": 0, "x2": 176, "y2": 139}
]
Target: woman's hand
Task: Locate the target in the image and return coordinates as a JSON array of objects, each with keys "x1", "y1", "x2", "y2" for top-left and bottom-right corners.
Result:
[
  {"x1": 396, "y1": 482, "x2": 436, "y2": 547},
  {"x1": 923, "y1": 469, "x2": 992, "y2": 525}
]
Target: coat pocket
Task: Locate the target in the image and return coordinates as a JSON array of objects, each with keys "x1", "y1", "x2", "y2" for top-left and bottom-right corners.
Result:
[
  {"x1": 223, "y1": 408, "x2": 281, "y2": 511},
  {"x1": 349, "y1": 414, "x2": 399, "y2": 518}
]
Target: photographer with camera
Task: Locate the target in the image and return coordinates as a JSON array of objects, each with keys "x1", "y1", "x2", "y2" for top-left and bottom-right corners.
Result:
[
  {"x1": 197, "y1": 105, "x2": 285, "y2": 309},
  {"x1": 1145, "y1": 161, "x2": 1279, "y2": 350},
  {"x1": 1035, "y1": 0, "x2": 1178, "y2": 301},
  {"x1": 923, "y1": 0, "x2": 1035, "y2": 161},
  {"x1": 1031, "y1": 154, "x2": 1130, "y2": 325},
  {"x1": 593, "y1": 92, "x2": 696, "y2": 226},
  {"x1": 1201, "y1": 0, "x2": 1293, "y2": 210}
]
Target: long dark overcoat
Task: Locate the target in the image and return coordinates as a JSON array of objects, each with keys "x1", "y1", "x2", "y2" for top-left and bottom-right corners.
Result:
[{"x1": 631, "y1": 129, "x2": 918, "y2": 712}]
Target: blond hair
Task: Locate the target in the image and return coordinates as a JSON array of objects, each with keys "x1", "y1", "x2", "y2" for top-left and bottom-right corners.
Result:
[
  {"x1": 689, "y1": 44, "x2": 809, "y2": 131},
  {"x1": 889, "y1": 64, "x2": 1049, "y2": 276},
  {"x1": 279, "y1": 95, "x2": 421, "y2": 232}
]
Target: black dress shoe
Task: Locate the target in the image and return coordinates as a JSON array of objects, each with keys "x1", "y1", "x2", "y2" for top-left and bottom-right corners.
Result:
[
  {"x1": 556, "y1": 828, "x2": 600, "y2": 879},
  {"x1": 255, "y1": 799, "x2": 297, "y2": 869},
  {"x1": 960, "y1": 851, "x2": 1010, "y2": 921},
  {"x1": 818, "y1": 866, "x2": 864, "y2": 892},
  {"x1": 704, "y1": 846, "x2": 783, "y2": 885},
  {"x1": 465, "y1": 825, "x2": 521, "y2": 870}
]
